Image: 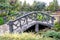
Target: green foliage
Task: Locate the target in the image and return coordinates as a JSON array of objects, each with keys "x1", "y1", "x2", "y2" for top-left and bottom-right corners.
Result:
[
  {"x1": 43, "y1": 30, "x2": 60, "y2": 40},
  {"x1": 53, "y1": 0, "x2": 59, "y2": 10},
  {"x1": 54, "y1": 23, "x2": 60, "y2": 31},
  {"x1": 0, "y1": 3, "x2": 11, "y2": 8},
  {"x1": 8, "y1": 11, "x2": 17, "y2": 16},
  {"x1": 0, "y1": 12, "x2": 7, "y2": 17},
  {"x1": 46, "y1": 0, "x2": 59, "y2": 12},
  {"x1": 46, "y1": 2, "x2": 55, "y2": 12},
  {"x1": 0, "y1": 0, "x2": 10, "y2": 10},
  {"x1": 32, "y1": 1, "x2": 46, "y2": 11},
  {"x1": 55, "y1": 23, "x2": 60, "y2": 28},
  {"x1": 0, "y1": 0, "x2": 9, "y2": 3},
  {"x1": 37, "y1": 14, "x2": 43, "y2": 21},
  {"x1": 37, "y1": 13, "x2": 50, "y2": 21},
  {"x1": 0, "y1": 17, "x2": 4, "y2": 25},
  {"x1": 9, "y1": 0, "x2": 22, "y2": 11},
  {"x1": 0, "y1": 0, "x2": 46, "y2": 25}
]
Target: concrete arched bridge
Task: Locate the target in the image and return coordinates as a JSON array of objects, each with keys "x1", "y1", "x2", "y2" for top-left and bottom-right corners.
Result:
[{"x1": 8, "y1": 11, "x2": 55, "y2": 33}]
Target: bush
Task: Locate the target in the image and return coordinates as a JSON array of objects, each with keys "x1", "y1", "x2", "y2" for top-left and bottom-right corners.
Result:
[
  {"x1": 0, "y1": 17, "x2": 4, "y2": 25},
  {"x1": 54, "y1": 22, "x2": 60, "y2": 31},
  {"x1": 43, "y1": 30, "x2": 60, "y2": 40},
  {"x1": 0, "y1": 33, "x2": 54, "y2": 40},
  {"x1": 8, "y1": 11, "x2": 17, "y2": 16},
  {"x1": 0, "y1": 12, "x2": 7, "y2": 17}
]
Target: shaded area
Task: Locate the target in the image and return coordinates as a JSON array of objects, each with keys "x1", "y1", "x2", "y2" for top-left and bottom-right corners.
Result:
[
  {"x1": 24, "y1": 25, "x2": 35, "y2": 32},
  {"x1": 24, "y1": 24, "x2": 50, "y2": 32},
  {"x1": 39, "y1": 24, "x2": 49, "y2": 30}
]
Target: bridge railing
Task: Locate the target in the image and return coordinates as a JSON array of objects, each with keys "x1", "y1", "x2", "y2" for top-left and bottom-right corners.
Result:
[{"x1": 8, "y1": 11, "x2": 55, "y2": 33}]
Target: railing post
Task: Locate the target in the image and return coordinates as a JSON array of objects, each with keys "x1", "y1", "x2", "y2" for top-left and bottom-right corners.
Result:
[
  {"x1": 46, "y1": 16, "x2": 49, "y2": 24},
  {"x1": 8, "y1": 21, "x2": 14, "y2": 33},
  {"x1": 19, "y1": 19, "x2": 21, "y2": 27},
  {"x1": 35, "y1": 12, "x2": 39, "y2": 32},
  {"x1": 51, "y1": 17, "x2": 54, "y2": 25},
  {"x1": 26, "y1": 16, "x2": 28, "y2": 24},
  {"x1": 34, "y1": 13, "x2": 37, "y2": 21},
  {"x1": 35, "y1": 23, "x2": 39, "y2": 32},
  {"x1": 19, "y1": 19, "x2": 23, "y2": 33}
]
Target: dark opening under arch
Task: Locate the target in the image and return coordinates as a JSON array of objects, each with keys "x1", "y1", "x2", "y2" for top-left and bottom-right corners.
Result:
[{"x1": 24, "y1": 24, "x2": 50, "y2": 32}]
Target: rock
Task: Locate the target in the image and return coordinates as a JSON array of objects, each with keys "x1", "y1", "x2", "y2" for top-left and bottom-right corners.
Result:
[{"x1": 0, "y1": 24, "x2": 9, "y2": 34}]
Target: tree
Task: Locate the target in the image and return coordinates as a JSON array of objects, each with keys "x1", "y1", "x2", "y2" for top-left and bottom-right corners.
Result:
[
  {"x1": 9, "y1": 0, "x2": 21, "y2": 11},
  {"x1": 0, "y1": 0, "x2": 10, "y2": 16},
  {"x1": 0, "y1": 0, "x2": 9, "y2": 3},
  {"x1": 53, "y1": 0, "x2": 59, "y2": 10},
  {"x1": 46, "y1": 2, "x2": 55, "y2": 11},
  {"x1": 31, "y1": 1, "x2": 37, "y2": 11},
  {"x1": 31, "y1": 1, "x2": 46, "y2": 11},
  {"x1": 0, "y1": 0, "x2": 10, "y2": 25},
  {"x1": 21, "y1": 1, "x2": 27, "y2": 11},
  {"x1": 46, "y1": 0, "x2": 59, "y2": 12},
  {"x1": 36, "y1": 2, "x2": 46, "y2": 11}
]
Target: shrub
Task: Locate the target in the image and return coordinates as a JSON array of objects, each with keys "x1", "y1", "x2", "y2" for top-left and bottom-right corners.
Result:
[
  {"x1": 8, "y1": 11, "x2": 17, "y2": 16},
  {"x1": 0, "y1": 17, "x2": 4, "y2": 25},
  {"x1": 0, "y1": 12, "x2": 7, "y2": 17},
  {"x1": 43, "y1": 30, "x2": 60, "y2": 40},
  {"x1": 54, "y1": 22, "x2": 60, "y2": 31}
]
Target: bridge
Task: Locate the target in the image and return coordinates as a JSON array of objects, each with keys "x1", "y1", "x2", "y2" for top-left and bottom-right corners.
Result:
[{"x1": 8, "y1": 11, "x2": 55, "y2": 33}]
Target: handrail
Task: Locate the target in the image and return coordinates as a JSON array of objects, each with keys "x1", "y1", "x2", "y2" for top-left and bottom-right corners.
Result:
[{"x1": 12, "y1": 11, "x2": 55, "y2": 22}]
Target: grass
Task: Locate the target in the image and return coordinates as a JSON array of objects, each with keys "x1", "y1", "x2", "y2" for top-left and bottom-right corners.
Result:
[{"x1": 0, "y1": 32, "x2": 55, "y2": 40}]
